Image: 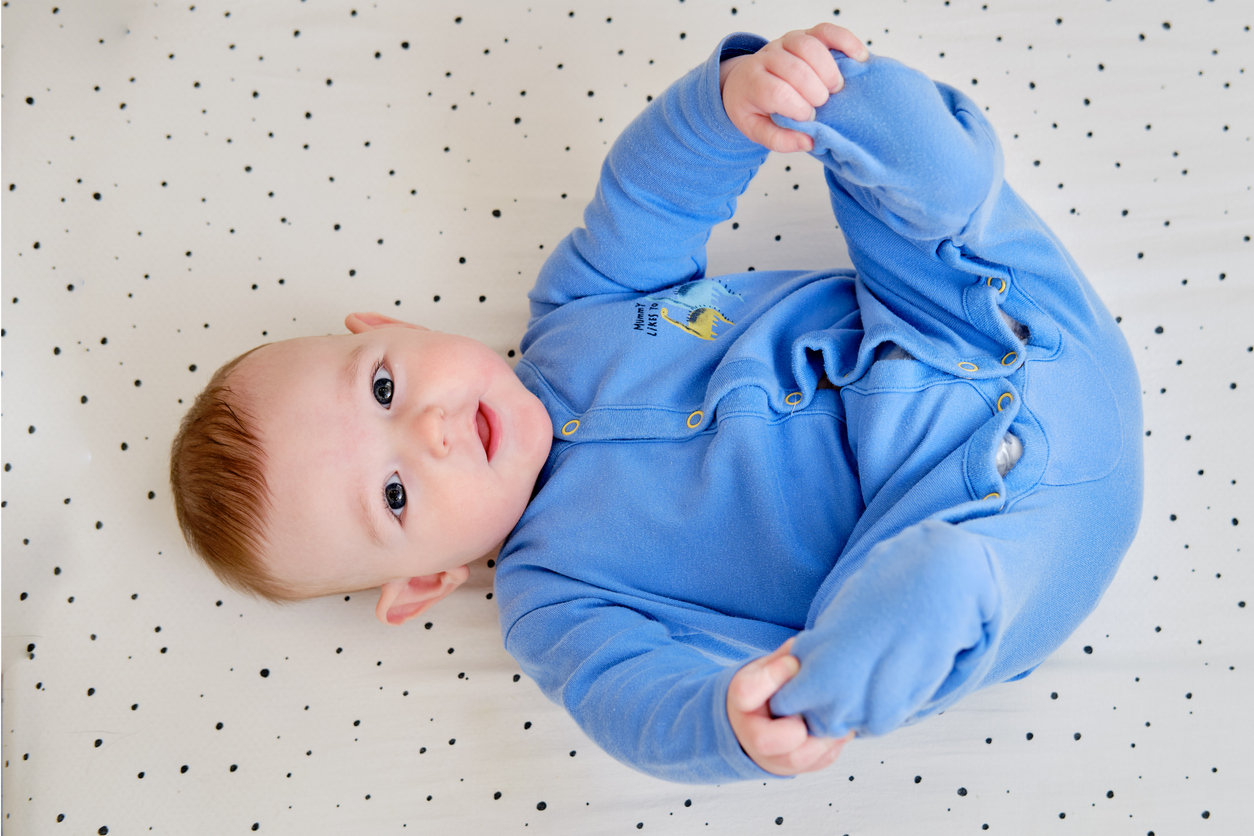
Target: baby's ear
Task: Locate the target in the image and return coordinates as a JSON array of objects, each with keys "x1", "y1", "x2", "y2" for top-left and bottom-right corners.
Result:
[
  {"x1": 345, "y1": 312, "x2": 428, "y2": 334},
  {"x1": 375, "y1": 567, "x2": 470, "y2": 626}
]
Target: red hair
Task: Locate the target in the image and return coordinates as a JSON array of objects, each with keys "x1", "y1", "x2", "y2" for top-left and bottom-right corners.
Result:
[{"x1": 169, "y1": 346, "x2": 297, "y2": 601}]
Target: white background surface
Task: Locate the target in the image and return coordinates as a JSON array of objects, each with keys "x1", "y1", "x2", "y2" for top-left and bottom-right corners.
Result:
[{"x1": 3, "y1": 1, "x2": 1251, "y2": 833}]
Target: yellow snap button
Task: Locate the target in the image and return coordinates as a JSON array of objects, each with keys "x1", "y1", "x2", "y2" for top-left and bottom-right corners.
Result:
[
  {"x1": 784, "y1": 391, "x2": 803, "y2": 406},
  {"x1": 686, "y1": 410, "x2": 704, "y2": 429},
  {"x1": 1001, "y1": 351, "x2": 1018, "y2": 366},
  {"x1": 958, "y1": 361, "x2": 980, "y2": 373},
  {"x1": 561, "y1": 419, "x2": 580, "y2": 436},
  {"x1": 983, "y1": 492, "x2": 1001, "y2": 501},
  {"x1": 997, "y1": 392, "x2": 1014, "y2": 412},
  {"x1": 986, "y1": 276, "x2": 1008, "y2": 294}
]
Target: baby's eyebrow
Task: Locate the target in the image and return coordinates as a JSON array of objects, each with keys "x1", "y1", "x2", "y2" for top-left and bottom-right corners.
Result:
[{"x1": 344, "y1": 343, "x2": 369, "y2": 394}]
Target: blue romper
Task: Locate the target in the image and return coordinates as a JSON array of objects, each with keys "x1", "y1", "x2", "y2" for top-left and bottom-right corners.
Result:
[{"x1": 495, "y1": 33, "x2": 1144, "y2": 784}]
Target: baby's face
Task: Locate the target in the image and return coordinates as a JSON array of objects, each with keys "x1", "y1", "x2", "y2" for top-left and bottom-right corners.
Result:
[{"x1": 235, "y1": 314, "x2": 552, "y2": 608}]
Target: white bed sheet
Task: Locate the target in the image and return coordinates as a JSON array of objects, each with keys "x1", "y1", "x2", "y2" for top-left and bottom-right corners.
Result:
[{"x1": 3, "y1": 1, "x2": 1251, "y2": 833}]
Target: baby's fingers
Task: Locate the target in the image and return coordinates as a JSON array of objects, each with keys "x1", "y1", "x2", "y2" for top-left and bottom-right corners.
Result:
[
  {"x1": 778, "y1": 29, "x2": 845, "y2": 98},
  {"x1": 728, "y1": 639, "x2": 799, "y2": 713},
  {"x1": 806, "y1": 23, "x2": 869, "y2": 64},
  {"x1": 766, "y1": 34, "x2": 838, "y2": 106},
  {"x1": 743, "y1": 713, "x2": 810, "y2": 761}
]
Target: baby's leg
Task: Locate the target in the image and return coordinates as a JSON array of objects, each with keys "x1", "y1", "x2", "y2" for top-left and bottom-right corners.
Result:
[
  {"x1": 766, "y1": 54, "x2": 1143, "y2": 738},
  {"x1": 768, "y1": 348, "x2": 1142, "y2": 737}
]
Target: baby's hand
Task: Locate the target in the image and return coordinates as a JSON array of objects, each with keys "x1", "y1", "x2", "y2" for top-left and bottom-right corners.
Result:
[
  {"x1": 721, "y1": 23, "x2": 869, "y2": 153},
  {"x1": 727, "y1": 638, "x2": 852, "y2": 775}
]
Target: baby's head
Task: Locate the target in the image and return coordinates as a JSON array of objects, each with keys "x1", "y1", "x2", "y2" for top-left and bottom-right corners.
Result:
[{"x1": 170, "y1": 312, "x2": 552, "y2": 624}]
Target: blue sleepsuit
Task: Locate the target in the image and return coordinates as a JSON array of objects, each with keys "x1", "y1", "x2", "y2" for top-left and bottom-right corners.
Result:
[{"x1": 494, "y1": 33, "x2": 1144, "y2": 784}]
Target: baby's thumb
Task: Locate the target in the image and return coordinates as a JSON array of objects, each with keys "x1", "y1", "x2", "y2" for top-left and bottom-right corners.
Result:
[
  {"x1": 763, "y1": 114, "x2": 817, "y2": 153},
  {"x1": 730, "y1": 641, "x2": 801, "y2": 713}
]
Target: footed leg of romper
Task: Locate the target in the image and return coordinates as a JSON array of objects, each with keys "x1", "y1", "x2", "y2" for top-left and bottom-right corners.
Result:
[
  {"x1": 768, "y1": 519, "x2": 1004, "y2": 738},
  {"x1": 776, "y1": 53, "x2": 1118, "y2": 382},
  {"x1": 773, "y1": 54, "x2": 1018, "y2": 371},
  {"x1": 769, "y1": 442, "x2": 1143, "y2": 742}
]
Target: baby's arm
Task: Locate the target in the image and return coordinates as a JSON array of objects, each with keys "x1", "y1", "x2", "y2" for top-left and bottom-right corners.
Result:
[
  {"x1": 499, "y1": 583, "x2": 779, "y2": 783},
  {"x1": 528, "y1": 34, "x2": 769, "y2": 318},
  {"x1": 528, "y1": 26, "x2": 866, "y2": 321}
]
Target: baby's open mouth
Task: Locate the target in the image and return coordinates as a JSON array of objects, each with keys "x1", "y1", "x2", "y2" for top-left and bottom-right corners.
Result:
[{"x1": 477, "y1": 402, "x2": 498, "y2": 461}]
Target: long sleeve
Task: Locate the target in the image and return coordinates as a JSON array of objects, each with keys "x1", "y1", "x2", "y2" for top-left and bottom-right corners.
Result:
[
  {"x1": 501, "y1": 576, "x2": 773, "y2": 784},
  {"x1": 525, "y1": 34, "x2": 770, "y2": 324}
]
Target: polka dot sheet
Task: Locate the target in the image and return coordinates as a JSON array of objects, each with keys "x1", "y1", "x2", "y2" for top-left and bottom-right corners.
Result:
[{"x1": 3, "y1": 1, "x2": 1250, "y2": 833}]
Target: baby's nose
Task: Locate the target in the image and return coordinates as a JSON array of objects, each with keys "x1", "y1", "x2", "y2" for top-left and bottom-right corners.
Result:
[{"x1": 412, "y1": 405, "x2": 450, "y2": 458}]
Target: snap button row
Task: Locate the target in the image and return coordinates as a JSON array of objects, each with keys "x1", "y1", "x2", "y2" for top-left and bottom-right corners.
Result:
[{"x1": 564, "y1": 413, "x2": 708, "y2": 435}]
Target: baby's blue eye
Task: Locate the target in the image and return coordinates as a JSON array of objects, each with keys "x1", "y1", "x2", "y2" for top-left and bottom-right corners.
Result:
[
  {"x1": 372, "y1": 365, "x2": 394, "y2": 407},
  {"x1": 384, "y1": 473, "x2": 406, "y2": 517}
]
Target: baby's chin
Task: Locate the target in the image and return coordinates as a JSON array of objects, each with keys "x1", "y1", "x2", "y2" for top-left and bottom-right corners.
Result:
[{"x1": 517, "y1": 390, "x2": 555, "y2": 467}]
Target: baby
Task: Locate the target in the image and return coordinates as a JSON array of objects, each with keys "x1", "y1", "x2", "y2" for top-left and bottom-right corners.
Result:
[{"x1": 171, "y1": 24, "x2": 1143, "y2": 783}]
